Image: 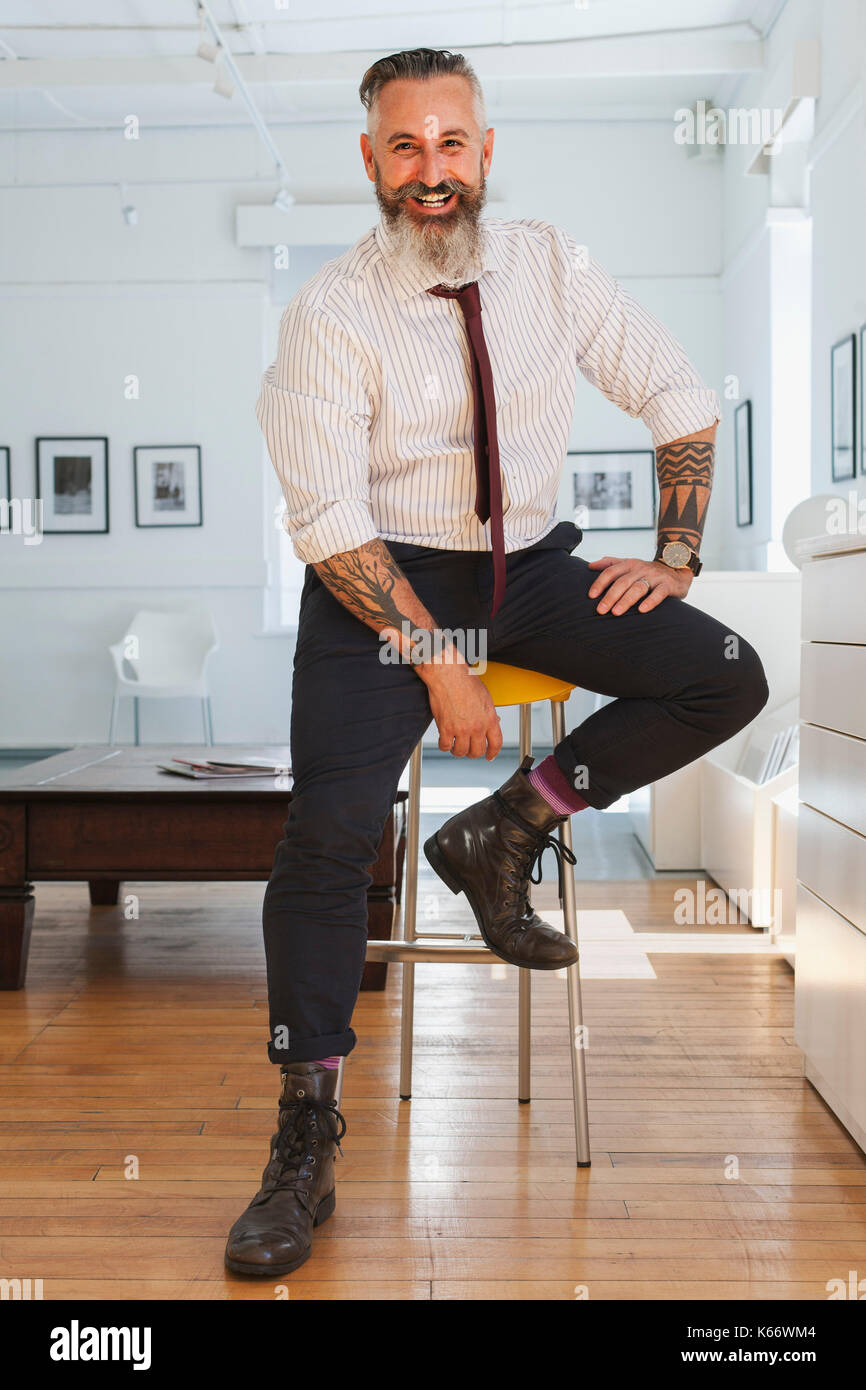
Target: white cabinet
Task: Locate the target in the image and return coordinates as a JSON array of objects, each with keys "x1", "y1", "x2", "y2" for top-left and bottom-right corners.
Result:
[{"x1": 794, "y1": 541, "x2": 866, "y2": 1154}]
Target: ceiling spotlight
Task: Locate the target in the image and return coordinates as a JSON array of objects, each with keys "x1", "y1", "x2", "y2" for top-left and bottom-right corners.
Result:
[
  {"x1": 273, "y1": 188, "x2": 295, "y2": 212},
  {"x1": 197, "y1": 40, "x2": 220, "y2": 63},
  {"x1": 122, "y1": 204, "x2": 138, "y2": 226}
]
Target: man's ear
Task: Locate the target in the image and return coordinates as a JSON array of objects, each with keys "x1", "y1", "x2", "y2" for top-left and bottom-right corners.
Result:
[
  {"x1": 360, "y1": 132, "x2": 376, "y2": 184},
  {"x1": 482, "y1": 126, "x2": 495, "y2": 177}
]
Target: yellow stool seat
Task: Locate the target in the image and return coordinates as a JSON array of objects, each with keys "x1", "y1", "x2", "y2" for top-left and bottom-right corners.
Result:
[{"x1": 471, "y1": 660, "x2": 576, "y2": 708}]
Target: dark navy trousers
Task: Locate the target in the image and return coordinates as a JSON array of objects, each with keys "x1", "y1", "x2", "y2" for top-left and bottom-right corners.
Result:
[{"x1": 263, "y1": 521, "x2": 768, "y2": 1064}]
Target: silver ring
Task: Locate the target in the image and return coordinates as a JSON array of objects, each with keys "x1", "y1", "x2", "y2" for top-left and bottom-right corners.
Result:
[{"x1": 638, "y1": 577, "x2": 651, "y2": 592}]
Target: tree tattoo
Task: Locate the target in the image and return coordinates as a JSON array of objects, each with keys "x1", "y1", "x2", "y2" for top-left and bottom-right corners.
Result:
[
  {"x1": 655, "y1": 438, "x2": 715, "y2": 553},
  {"x1": 313, "y1": 539, "x2": 416, "y2": 632}
]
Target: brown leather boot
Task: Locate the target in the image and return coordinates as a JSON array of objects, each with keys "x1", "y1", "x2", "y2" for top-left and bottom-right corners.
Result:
[
  {"x1": 224, "y1": 1061, "x2": 346, "y2": 1277},
  {"x1": 424, "y1": 755, "x2": 580, "y2": 970}
]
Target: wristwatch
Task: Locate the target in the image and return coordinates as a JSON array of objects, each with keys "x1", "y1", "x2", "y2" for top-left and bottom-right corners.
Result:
[{"x1": 655, "y1": 540, "x2": 702, "y2": 576}]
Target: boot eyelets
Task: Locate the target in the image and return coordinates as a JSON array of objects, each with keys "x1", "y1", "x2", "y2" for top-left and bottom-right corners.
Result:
[{"x1": 296, "y1": 1088, "x2": 305, "y2": 1097}]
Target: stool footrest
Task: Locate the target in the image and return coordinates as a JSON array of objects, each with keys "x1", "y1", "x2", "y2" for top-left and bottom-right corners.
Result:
[{"x1": 366, "y1": 939, "x2": 496, "y2": 964}]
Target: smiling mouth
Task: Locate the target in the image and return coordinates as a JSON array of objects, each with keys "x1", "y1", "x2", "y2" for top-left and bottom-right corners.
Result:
[{"x1": 408, "y1": 191, "x2": 457, "y2": 213}]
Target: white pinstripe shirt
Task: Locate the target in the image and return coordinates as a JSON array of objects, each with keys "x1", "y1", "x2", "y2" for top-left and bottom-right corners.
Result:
[{"x1": 256, "y1": 216, "x2": 720, "y2": 563}]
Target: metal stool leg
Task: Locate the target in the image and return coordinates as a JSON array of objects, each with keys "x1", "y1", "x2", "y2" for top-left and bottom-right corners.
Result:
[
  {"x1": 551, "y1": 699, "x2": 592, "y2": 1167},
  {"x1": 518, "y1": 703, "x2": 532, "y2": 1103},
  {"x1": 335, "y1": 1055, "x2": 346, "y2": 1110},
  {"x1": 399, "y1": 741, "x2": 423, "y2": 1100}
]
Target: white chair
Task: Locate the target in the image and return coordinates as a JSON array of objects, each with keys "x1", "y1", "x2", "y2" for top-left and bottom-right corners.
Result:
[{"x1": 108, "y1": 606, "x2": 219, "y2": 745}]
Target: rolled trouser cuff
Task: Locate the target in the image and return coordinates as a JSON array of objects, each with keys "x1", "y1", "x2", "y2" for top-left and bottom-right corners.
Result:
[{"x1": 267, "y1": 1027, "x2": 356, "y2": 1066}]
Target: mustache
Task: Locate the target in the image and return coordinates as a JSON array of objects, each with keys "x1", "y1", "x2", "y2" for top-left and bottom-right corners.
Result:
[{"x1": 394, "y1": 178, "x2": 474, "y2": 201}]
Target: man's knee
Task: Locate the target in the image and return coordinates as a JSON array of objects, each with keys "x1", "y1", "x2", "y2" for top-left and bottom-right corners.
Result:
[
  {"x1": 283, "y1": 778, "x2": 391, "y2": 876},
  {"x1": 719, "y1": 635, "x2": 770, "y2": 734}
]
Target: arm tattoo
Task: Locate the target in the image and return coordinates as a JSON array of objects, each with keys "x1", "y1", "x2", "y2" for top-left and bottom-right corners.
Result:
[
  {"x1": 655, "y1": 438, "x2": 715, "y2": 553},
  {"x1": 313, "y1": 539, "x2": 417, "y2": 633}
]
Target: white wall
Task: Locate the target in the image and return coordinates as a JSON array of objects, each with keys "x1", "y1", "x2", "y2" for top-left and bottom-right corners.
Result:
[
  {"x1": 719, "y1": 0, "x2": 866, "y2": 570},
  {"x1": 0, "y1": 110, "x2": 724, "y2": 747}
]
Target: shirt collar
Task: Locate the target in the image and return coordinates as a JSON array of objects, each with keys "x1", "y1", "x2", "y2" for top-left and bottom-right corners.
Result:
[{"x1": 373, "y1": 216, "x2": 505, "y2": 302}]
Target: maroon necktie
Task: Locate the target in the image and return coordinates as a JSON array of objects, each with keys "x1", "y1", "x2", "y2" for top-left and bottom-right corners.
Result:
[{"x1": 427, "y1": 281, "x2": 506, "y2": 618}]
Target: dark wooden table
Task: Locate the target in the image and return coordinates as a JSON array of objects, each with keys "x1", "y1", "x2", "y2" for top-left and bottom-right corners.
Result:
[{"x1": 0, "y1": 746, "x2": 406, "y2": 992}]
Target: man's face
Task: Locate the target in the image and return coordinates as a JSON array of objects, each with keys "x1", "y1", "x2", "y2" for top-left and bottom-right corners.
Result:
[{"x1": 360, "y1": 75, "x2": 494, "y2": 283}]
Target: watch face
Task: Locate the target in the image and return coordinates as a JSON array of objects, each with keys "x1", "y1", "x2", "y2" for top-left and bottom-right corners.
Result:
[{"x1": 663, "y1": 542, "x2": 691, "y2": 567}]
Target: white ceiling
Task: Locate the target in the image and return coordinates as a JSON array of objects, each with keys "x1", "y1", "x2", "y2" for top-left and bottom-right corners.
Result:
[{"x1": 0, "y1": 0, "x2": 784, "y2": 134}]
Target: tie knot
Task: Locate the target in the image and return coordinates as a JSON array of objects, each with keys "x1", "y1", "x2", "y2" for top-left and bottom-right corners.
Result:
[{"x1": 427, "y1": 281, "x2": 481, "y2": 318}]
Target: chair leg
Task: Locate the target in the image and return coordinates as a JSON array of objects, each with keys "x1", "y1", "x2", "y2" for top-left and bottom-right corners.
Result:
[
  {"x1": 551, "y1": 700, "x2": 592, "y2": 1167},
  {"x1": 518, "y1": 704, "x2": 532, "y2": 1103},
  {"x1": 399, "y1": 741, "x2": 423, "y2": 1101},
  {"x1": 133, "y1": 696, "x2": 140, "y2": 746},
  {"x1": 108, "y1": 692, "x2": 120, "y2": 746}
]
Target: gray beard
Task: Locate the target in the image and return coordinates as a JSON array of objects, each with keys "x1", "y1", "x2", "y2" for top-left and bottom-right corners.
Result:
[{"x1": 379, "y1": 188, "x2": 487, "y2": 289}]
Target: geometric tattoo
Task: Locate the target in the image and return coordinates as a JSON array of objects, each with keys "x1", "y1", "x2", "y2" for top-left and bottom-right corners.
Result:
[{"x1": 655, "y1": 439, "x2": 715, "y2": 553}]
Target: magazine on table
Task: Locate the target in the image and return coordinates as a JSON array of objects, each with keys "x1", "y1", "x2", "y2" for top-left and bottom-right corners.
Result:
[{"x1": 157, "y1": 757, "x2": 292, "y2": 780}]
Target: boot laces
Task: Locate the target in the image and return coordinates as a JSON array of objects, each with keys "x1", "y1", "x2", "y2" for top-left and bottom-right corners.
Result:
[
  {"x1": 493, "y1": 790, "x2": 577, "y2": 916},
  {"x1": 262, "y1": 1095, "x2": 347, "y2": 1196}
]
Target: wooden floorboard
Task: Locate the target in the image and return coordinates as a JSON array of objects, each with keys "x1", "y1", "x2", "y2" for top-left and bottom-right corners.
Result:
[{"x1": 0, "y1": 877, "x2": 863, "y2": 1301}]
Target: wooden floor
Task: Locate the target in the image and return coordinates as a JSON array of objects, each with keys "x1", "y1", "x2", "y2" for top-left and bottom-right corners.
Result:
[{"x1": 1, "y1": 875, "x2": 864, "y2": 1301}]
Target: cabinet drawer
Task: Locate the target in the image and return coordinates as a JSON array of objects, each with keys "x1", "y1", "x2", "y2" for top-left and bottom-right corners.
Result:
[
  {"x1": 801, "y1": 643, "x2": 866, "y2": 740},
  {"x1": 800, "y1": 724, "x2": 866, "y2": 839},
  {"x1": 802, "y1": 549, "x2": 866, "y2": 643},
  {"x1": 794, "y1": 883, "x2": 866, "y2": 1142},
  {"x1": 797, "y1": 804, "x2": 866, "y2": 936}
]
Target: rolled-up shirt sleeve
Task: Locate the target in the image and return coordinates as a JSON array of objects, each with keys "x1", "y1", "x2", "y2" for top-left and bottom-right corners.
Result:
[
  {"x1": 568, "y1": 243, "x2": 720, "y2": 448},
  {"x1": 256, "y1": 297, "x2": 379, "y2": 563}
]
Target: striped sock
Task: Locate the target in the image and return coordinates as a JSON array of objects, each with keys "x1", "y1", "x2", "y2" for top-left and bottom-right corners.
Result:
[
  {"x1": 527, "y1": 755, "x2": 590, "y2": 817},
  {"x1": 313, "y1": 1056, "x2": 342, "y2": 1069}
]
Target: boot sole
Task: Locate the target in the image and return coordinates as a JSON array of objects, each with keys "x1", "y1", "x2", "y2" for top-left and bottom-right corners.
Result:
[
  {"x1": 224, "y1": 1188, "x2": 336, "y2": 1278},
  {"x1": 423, "y1": 833, "x2": 578, "y2": 972}
]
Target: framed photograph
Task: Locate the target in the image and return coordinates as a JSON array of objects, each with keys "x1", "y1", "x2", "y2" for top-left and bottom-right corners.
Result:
[
  {"x1": 860, "y1": 324, "x2": 866, "y2": 475},
  {"x1": 0, "y1": 447, "x2": 9, "y2": 505},
  {"x1": 568, "y1": 450, "x2": 655, "y2": 531},
  {"x1": 735, "y1": 399, "x2": 753, "y2": 527},
  {"x1": 35, "y1": 436, "x2": 109, "y2": 533},
  {"x1": 133, "y1": 445, "x2": 202, "y2": 527},
  {"x1": 831, "y1": 333, "x2": 856, "y2": 481}
]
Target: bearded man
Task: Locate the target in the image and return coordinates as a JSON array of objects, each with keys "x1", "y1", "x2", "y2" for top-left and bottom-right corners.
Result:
[{"x1": 225, "y1": 46, "x2": 768, "y2": 1277}]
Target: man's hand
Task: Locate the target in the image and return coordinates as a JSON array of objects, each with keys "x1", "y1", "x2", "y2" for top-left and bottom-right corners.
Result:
[
  {"x1": 587, "y1": 555, "x2": 692, "y2": 615},
  {"x1": 417, "y1": 658, "x2": 503, "y2": 760}
]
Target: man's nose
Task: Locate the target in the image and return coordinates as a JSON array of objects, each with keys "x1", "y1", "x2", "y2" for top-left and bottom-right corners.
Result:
[{"x1": 417, "y1": 147, "x2": 447, "y2": 188}]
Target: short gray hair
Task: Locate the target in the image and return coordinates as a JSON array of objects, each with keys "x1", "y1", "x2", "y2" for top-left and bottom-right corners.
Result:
[{"x1": 359, "y1": 48, "x2": 487, "y2": 141}]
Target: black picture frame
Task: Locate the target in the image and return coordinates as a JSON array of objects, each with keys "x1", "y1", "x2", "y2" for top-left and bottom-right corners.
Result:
[
  {"x1": 133, "y1": 445, "x2": 203, "y2": 528},
  {"x1": 0, "y1": 447, "x2": 9, "y2": 504},
  {"x1": 860, "y1": 324, "x2": 866, "y2": 475},
  {"x1": 568, "y1": 449, "x2": 656, "y2": 531},
  {"x1": 831, "y1": 333, "x2": 856, "y2": 481},
  {"x1": 734, "y1": 399, "x2": 753, "y2": 528},
  {"x1": 35, "y1": 436, "x2": 109, "y2": 534}
]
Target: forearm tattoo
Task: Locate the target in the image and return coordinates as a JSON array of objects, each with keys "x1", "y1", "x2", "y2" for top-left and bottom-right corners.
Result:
[
  {"x1": 655, "y1": 439, "x2": 715, "y2": 553},
  {"x1": 313, "y1": 539, "x2": 416, "y2": 633}
]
